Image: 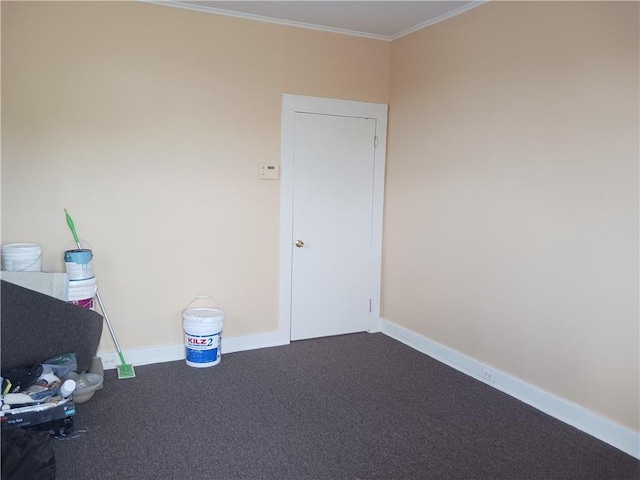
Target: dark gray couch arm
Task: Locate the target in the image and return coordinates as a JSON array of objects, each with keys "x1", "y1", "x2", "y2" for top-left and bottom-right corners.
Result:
[{"x1": 1, "y1": 280, "x2": 103, "y2": 373}]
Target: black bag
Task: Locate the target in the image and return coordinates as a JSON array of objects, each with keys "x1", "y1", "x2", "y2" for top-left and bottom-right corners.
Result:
[
  {"x1": 1, "y1": 425, "x2": 56, "y2": 480},
  {"x1": 2, "y1": 364, "x2": 43, "y2": 393}
]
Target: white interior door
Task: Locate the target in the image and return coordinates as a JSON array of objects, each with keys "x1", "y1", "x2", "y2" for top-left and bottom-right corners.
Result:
[{"x1": 290, "y1": 112, "x2": 377, "y2": 341}]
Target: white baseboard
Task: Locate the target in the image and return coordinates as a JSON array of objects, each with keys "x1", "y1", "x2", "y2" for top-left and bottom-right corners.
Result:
[
  {"x1": 380, "y1": 318, "x2": 640, "y2": 459},
  {"x1": 98, "y1": 344, "x2": 182, "y2": 369},
  {"x1": 98, "y1": 330, "x2": 289, "y2": 369}
]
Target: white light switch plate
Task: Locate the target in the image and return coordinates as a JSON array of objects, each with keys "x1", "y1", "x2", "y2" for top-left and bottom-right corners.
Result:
[{"x1": 259, "y1": 164, "x2": 279, "y2": 180}]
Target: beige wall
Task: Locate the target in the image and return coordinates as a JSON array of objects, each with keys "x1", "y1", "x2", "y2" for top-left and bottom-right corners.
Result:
[
  {"x1": 3, "y1": 0, "x2": 638, "y2": 435},
  {"x1": 1, "y1": 2, "x2": 389, "y2": 350},
  {"x1": 384, "y1": 1, "x2": 639, "y2": 432}
]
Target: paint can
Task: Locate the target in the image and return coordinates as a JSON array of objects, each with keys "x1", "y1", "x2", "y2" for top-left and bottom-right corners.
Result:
[
  {"x1": 64, "y1": 249, "x2": 94, "y2": 280},
  {"x1": 182, "y1": 296, "x2": 225, "y2": 368},
  {"x1": 68, "y1": 277, "x2": 97, "y2": 309},
  {"x1": 1, "y1": 243, "x2": 43, "y2": 272}
]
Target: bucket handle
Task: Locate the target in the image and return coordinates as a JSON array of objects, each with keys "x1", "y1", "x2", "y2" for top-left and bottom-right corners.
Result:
[
  {"x1": 11, "y1": 253, "x2": 42, "y2": 272},
  {"x1": 1, "y1": 247, "x2": 43, "y2": 271},
  {"x1": 65, "y1": 239, "x2": 93, "y2": 252},
  {"x1": 183, "y1": 295, "x2": 224, "y2": 315}
]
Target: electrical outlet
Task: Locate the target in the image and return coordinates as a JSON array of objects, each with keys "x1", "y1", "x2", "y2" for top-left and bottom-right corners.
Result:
[
  {"x1": 101, "y1": 356, "x2": 117, "y2": 369},
  {"x1": 481, "y1": 367, "x2": 496, "y2": 383}
]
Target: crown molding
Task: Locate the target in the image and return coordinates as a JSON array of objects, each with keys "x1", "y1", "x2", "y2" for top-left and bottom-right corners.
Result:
[
  {"x1": 391, "y1": 1, "x2": 488, "y2": 40},
  {"x1": 141, "y1": 0, "x2": 391, "y2": 41},
  {"x1": 140, "y1": 0, "x2": 488, "y2": 42}
]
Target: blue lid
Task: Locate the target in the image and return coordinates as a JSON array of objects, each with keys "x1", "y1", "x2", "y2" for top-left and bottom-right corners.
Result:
[{"x1": 64, "y1": 249, "x2": 92, "y2": 264}]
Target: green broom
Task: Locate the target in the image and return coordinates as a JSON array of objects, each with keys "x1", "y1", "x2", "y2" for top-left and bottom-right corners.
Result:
[{"x1": 65, "y1": 209, "x2": 136, "y2": 379}]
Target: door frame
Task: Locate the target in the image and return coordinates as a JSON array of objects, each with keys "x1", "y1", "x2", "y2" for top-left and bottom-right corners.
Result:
[{"x1": 278, "y1": 94, "x2": 388, "y2": 342}]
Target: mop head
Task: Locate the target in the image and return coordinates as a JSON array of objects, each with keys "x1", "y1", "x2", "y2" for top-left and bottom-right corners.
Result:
[
  {"x1": 117, "y1": 363, "x2": 136, "y2": 379},
  {"x1": 117, "y1": 353, "x2": 136, "y2": 379}
]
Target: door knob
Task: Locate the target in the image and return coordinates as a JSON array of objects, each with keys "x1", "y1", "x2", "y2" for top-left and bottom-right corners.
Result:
[{"x1": 295, "y1": 239, "x2": 305, "y2": 248}]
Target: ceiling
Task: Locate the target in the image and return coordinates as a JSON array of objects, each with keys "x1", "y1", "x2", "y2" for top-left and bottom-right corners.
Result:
[{"x1": 147, "y1": 1, "x2": 486, "y2": 40}]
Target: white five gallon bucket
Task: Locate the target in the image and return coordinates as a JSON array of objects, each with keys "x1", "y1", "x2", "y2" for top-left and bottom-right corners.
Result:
[
  {"x1": 182, "y1": 296, "x2": 225, "y2": 368},
  {"x1": 64, "y1": 249, "x2": 94, "y2": 280},
  {"x1": 1, "y1": 243, "x2": 43, "y2": 272},
  {"x1": 68, "y1": 277, "x2": 98, "y2": 310}
]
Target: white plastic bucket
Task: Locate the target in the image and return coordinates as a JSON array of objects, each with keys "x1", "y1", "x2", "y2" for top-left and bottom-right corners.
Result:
[
  {"x1": 1, "y1": 243, "x2": 43, "y2": 272},
  {"x1": 68, "y1": 277, "x2": 97, "y2": 310},
  {"x1": 64, "y1": 249, "x2": 94, "y2": 280},
  {"x1": 182, "y1": 296, "x2": 225, "y2": 368}
]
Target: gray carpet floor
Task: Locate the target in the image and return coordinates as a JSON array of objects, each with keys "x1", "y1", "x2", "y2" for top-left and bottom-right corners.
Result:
[{"x1": 54, "y1": 333, "x2": 639, "y2": 479}]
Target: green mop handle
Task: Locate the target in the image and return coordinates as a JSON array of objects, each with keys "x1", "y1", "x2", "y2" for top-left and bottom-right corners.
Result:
[{"x1": 65, "y1": 209, "x2": 82, "y2": 249}]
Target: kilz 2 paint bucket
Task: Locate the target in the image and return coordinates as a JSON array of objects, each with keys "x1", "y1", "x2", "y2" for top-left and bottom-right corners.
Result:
[
  {"x1": 182, "y1": 296, "x2": 225, "y2": 368},
  {"x1": 1, "y1": 243, "x2": 43, "y2": 272},
  {"x1": 64, "y1": 249, "x2": 94, "y2": 280},
  {"x1": 68, "y1": 277, "x2": 97, "y2": 309}
]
